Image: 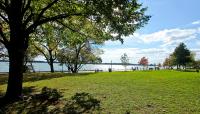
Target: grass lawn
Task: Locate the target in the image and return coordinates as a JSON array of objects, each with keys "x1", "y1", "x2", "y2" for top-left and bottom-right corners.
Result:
[{"x1": 0, "y1": 70, "x2": 200, "y2": 114}]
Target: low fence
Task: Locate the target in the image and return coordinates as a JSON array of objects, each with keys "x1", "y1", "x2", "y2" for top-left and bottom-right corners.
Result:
[{"x1": 0, "y1": 61, "x2": 157, "y2": 73}]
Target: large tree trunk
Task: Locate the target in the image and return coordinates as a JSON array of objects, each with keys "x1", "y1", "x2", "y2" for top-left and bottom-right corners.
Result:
[
  {"x1": 4, "y1": 1, "x2": 27, "y2": 100},
  {"x1": 5, "y1": 46, "x2": 25, "y2": 100}
]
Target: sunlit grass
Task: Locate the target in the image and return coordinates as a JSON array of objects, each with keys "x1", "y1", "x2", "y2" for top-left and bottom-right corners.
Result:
[{"x1": 0, "y1": 70, "x2": 200, "y2": 114}]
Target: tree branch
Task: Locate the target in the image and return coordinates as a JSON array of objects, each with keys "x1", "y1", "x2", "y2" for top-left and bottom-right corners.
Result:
[
  {"x1": 26, "y1": 12, "x2": 87, "y2": 34},
  {"x1": 37, "y1": 0, "x2": 59, "y2": 21},
  {"x1": 22, "y1": 0, "x2": 31, "y2": 15},
  {"x1": 0, "y1": 1, "x2": 6, "y2": 11},
  {"x1": 23, "y1": 12, "x2": 34, "y2": 27},
  {"x1": 0, "y1": 13, "x2": 9, "y2": 23},
  {"x1": 40, "y1": 43, "x2": 49, "y2": 51},
  {"x1": 52, "y1": 39, "x2": 61, "y2": 51},
  {"x1": 33, "y1": 43, "x2": 50, "y2": 63},
  {"x1": 0, "y1": 24, "x2": 8, "y2": 46},
  {"x1": 56, "y1": 20, "x2": 93, "y2": 39},
  {"x1": 0, "y1": 39, "x2": 5, "y2": 45},
  {"x1": 53, "y1": 51, "x2": 57, "y2": 60},
  {"x1": 77, "y1": 64, "x2": 83, "y2": 70}
]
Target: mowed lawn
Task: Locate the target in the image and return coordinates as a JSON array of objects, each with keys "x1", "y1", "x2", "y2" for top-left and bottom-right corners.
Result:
[{"x1": 0, "y1": 70, "x2": 200, "y2": 114}]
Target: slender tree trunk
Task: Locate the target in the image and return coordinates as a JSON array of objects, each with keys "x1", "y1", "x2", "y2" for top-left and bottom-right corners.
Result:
[
  {"x1": 49, "y1": 50, "x2": 54, "y2": 73},
  {"x1": 71, "y1": 69, "x2": 78, "y2": 73},
  {"x1": 74, "y1": 68, "x2": 78, "y2": 73},
  {"x1": 70, "y1": 64, "x2": 78, "y2": 73},
  {"x1": 30, "y1": 62, "x2": 35, "y2": 73},
  {"x1": 74, "y1": 64, "x2": 78, "y2": 73},
  {"x1": 49, "y1": 61, "x2": 54, "y2": 73}
]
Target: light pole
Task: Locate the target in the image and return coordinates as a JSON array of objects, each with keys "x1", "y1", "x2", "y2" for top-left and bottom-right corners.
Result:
[{"x1": 111, "y1": 60, "x2": 112, "y2": 70}]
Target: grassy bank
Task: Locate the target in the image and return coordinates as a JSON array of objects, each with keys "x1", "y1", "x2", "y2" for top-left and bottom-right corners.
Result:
[{"x1": 0, "y1": 70, "x2": 200, "y2": 113}]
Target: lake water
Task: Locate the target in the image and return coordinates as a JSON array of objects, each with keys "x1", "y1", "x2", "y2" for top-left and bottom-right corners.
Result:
[{"x1": 0, "y1": 62, "x2": 155, "y2": 72}]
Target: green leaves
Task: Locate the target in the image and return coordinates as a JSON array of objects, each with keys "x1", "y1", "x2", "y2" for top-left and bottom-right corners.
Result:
[
  {"x1": 121, "y1": 53, "x2": 129, "y2": 67},
  {"x1": 30, "y1": 0, "x2": 149, "y2": 42},
  {"x1": 173, "y1": 43, "x2": 192, "y2": 66}
]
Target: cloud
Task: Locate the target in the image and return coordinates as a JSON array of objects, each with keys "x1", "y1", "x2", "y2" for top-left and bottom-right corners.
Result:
[
  {"x1": 104, "y1": 27, "x2": 200, "y2": 49},
  {"x1": 104, "y1": 34, "x2": 142, "y2": 47},
  {"x1": 100, "y1": 22, "x2": 200, "y2": 64},
  {"x1": 100, "y1": 48, "x2": 169, "y2": 64},
  {"x1": 192, "y1": 20, "x2": 200, "y2": 25},
  {"x1": 103, "y1": 27, "x2": 200, "y2": 49},
  {"x1": 134, "y1": 28, "x2": 200, "y2": 48},
  {"x1": 191, "y1": 49, "x2": 200, "y2": 53},
  {"x1": 100, "y1": 48, "x2": 139, "y2": 62},
  {"x1": 136, "y1": 48, "x2": 167, "y2": 54}
]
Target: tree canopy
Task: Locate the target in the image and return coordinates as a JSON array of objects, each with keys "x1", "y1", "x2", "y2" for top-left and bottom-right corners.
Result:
[
  {"x1": 138, "y1": 57, "x2": 148, "y2": 66},
  {"x1": 0, "y1": 0, "x2": 150, "y2": 100},
  {"x1": 120, "y1": 53, "x2": 129, "y2": 71},
  {"x1": 172, "y1": 43, "x2": 192, "y2": 69},
  {"x1": 32, "y1": 23, "x2": 63, "y2": 72}
]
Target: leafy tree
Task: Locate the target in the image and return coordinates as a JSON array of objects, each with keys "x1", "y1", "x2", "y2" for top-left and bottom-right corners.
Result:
[
  {"x1": 57, "y1": 47, "x2": 102, "y2": 73},
  {"x1": 0, "y1": 0, "x2": 150, "y2": 100},
  {"x1": 163, "y1": 54, "x2": 175, "y2": 69},
  {"x1": 158, "y1": 63, "x2": 162, "y2": 67},
  {"x1": 120, "y1": 53, "x2": 129, "y2": 71},
  {"x1": 32, "y1": 24, "x2": 62, "y2": 73},
  {"x1": 191, "y1": 60, "x2": 200, "y2": 69},
  {"x1": 138, "y1": 57, "x2": 148, "y2": 70},
  {"x1": 163, "y1": 58, "x2": 170, "y2": 69},
  {"x1": 172, "y1": 43, "x2": 192, "y2": 69},
  {"x1": 56, "y1": 15, "x2": 108, "y2": 73},
  {"x1": 57, "y1": 26, "x2": 104, "y2": 73},
  {"x1": 186, "y1": 52, "x2": 196, "y2": 68}
]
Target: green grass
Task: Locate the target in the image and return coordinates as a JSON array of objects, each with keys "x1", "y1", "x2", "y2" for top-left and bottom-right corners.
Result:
[{"x1": 0, "y1": 70, "x2": 200, "y2": 114}]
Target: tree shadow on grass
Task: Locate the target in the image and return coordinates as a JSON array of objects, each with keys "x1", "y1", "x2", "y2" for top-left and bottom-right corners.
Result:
[
  {"x1": 0, "y1": 86, "x2": 37, "y2": 107},
  {"x1": 24, "y1": 72, "x2": 95, "y2": 83},
  {"x1": 0, "y1": 87, "x2": 101, "y2": 114},
  {"x1": 0, "y1": 72, "x2": 95, "y2": 85}
]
